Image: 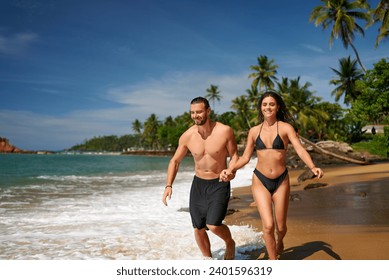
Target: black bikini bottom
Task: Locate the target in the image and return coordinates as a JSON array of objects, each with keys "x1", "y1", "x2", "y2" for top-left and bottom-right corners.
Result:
[{"x1": 253, "y1": 168, "x2": 288, "y2": 194}]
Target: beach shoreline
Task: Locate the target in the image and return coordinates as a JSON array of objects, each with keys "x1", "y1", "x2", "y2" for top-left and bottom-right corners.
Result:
[{"x1": 225, "y1": 161, "x2": 389, "y2": 260}]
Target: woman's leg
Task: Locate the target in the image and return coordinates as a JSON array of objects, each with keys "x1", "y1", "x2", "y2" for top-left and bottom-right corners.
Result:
[
  {"x1": 272, "y1": 175, "x2": 290, "y2": 256},
  {"x1": 251, "y1": 175, "x2": 277, "y2": 260}
]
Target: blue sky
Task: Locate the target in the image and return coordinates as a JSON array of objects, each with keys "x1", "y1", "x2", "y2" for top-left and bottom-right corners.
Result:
[{"x1": 0, "y1": 0, "x2": 387, "y2": 151}]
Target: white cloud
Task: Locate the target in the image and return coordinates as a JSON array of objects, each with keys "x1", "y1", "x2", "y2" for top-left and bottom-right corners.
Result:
[
  {"x1": 0, "y1": 108, "x2": 132, "y2": 151},
  {"x1": 301, "y1": 44, "x2": 325, "y2": 53},
  {"x1": 106, "y1": 71, "x2": 251, "y2": 117},
  {"x1": 0, "y1": 32, "x2": 39, "y2": 55}
]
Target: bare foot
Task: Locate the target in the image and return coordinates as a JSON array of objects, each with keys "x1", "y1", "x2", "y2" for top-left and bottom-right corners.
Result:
[
  {"x1": 276, "y1": 241, "x2": 284, "y2": 257},
  {"x1": 224, "y1": 240, "x2": 235, "y2": 260}
]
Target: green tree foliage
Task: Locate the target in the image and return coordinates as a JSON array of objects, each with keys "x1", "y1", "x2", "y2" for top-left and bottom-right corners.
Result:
[
  {"x1": 352, "y1": 58, "x2": 389, "y2": 124},
  {"x1": 367, "y1": 0, "x2": 389, "y2": 47},
  {"x1": 132, "y1": 119, "x2": 143, "y2": 134},
  {"x1": 143, "y1": 114, "x2": 160, "y2": 149},
  {"x1": 352, "y1": 127, "x2": 389, "y2": 157},
  {"x1": 205, "y1": 84, "x2": 222, "y2": 111},
  {"x1": 248, "y1": 55, "x2": 278, "y2": 91},
  {"x1": 231, "y1": 95, "x2": 254, "y2": 131},
  {"x1": 278, "y1": 77, "x2": 329, "y2": 136},
  {"x1": 314, "y1": 102, "x2": 346, "y2": 141},
  {"x1": 71, "y1": 134, "x2": 139, "y2": 152},
  {"x1": 157, "y1": 114, "x2": 192, "y2": 150},
  {"x1": 330, "y1": 56, "x2": 364, "y2": 104},
  {"x1": 215, "y1": 111, "x2": 238, "y2": 129}
]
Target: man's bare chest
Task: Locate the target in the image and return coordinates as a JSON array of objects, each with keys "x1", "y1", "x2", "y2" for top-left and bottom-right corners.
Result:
[{"x1": 188, "y1": 135, "x2": 226, "y2": 157}]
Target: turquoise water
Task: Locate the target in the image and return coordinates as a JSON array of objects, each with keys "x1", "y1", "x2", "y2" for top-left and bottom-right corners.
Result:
[{"x1": 0, "y1": 154, "x2": 192, "y2": 187}]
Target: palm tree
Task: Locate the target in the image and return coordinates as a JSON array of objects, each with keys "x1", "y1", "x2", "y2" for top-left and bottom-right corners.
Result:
[
  {"x1": 281, "y1": 77, "x2": 329, "y2": 135},
  {"x1": 310, "y1": 0, "x2": 370, "y2": 72},
  {"x1": 132, "y1": 118, "x2": 143, "y2": 148},
  {"x1": 231, "y1": 95, "x2": 253, "y2": 130},
  {"x1": 368, "y1": 0, "x2": 389, "y2": 47},
  {"x1": 329, "y1": 56, "x2": 364, "y2": 104},
  {"x1": 248, "y1": 55, "x2": 278, "y2": 92},
  {"x1": 245, "y1": 85, "x2": 260, "y2": 110},
  {"x1": 143, "y1": 114, "x2": 160, "y2": 149},
  {"x1": 205, "y1": 84, "x2": 221, "y2": 111},
  {"x1": 132, "y1": 119, "x2": 143, "y2": 134},
  {"x1": 276, "y1": 77, "x2": 291, "y2": 96}
]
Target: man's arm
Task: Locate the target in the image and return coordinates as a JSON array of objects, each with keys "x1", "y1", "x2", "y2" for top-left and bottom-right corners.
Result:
[
  {"x1": 224, "y1": 126, "x2": 239, "y2": 181},
  {"x1": 162, "y1": 134, "x2": 189, "y2": 206}
]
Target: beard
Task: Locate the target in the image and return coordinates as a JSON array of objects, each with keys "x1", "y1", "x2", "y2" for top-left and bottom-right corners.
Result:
[{"x1": 194, "y1": 116, "x2": 207, "y2": 126}]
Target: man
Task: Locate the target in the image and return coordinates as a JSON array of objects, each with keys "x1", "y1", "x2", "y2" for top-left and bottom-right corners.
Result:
[{"x1": 162, "y1": 96, "x2": 238, "y2": 260}]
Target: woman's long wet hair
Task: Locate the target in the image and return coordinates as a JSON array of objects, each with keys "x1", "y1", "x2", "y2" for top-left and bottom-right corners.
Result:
[{"x1": 257, "y1": 91, "x2": 295, "y2": 125}]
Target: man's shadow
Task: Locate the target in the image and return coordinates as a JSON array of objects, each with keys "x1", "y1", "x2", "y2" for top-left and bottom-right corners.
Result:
[{"x1": 257, "y1": 241, "x2": 342, "y2": 260}]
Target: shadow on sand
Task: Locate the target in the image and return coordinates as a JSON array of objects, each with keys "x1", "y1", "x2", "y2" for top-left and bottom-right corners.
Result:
[{"x1": 254, "y1": 241, "x2": 341, "y2": 260}]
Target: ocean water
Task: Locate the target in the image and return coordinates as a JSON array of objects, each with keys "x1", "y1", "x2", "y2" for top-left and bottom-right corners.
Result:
[{"x1": 0, "y1": 154, "x2": 262, "y2": 260}]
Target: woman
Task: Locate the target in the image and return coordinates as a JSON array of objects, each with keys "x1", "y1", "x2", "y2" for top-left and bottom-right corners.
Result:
[{"x1": 221, "y1": 91, "x2": 323, "y2": 260}]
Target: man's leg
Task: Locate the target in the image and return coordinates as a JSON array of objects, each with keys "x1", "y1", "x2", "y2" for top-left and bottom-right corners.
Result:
[
  {"x1": 207, "y1": 224, "x2": 235, "y2": 260},
  {"x1": 194, "y1": 228, "x2": 212, "y2": 258}
]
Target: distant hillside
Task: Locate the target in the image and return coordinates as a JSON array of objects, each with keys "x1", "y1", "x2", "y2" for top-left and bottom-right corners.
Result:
[{"x1": 0, "y1": 137, "x2": 22, "y2": 153}]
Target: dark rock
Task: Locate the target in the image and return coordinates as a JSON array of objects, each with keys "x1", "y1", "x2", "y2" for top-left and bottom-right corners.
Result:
[
  {"x1": 304, "y1": 183, "x2": 328, "y2": 190},
  {"x1": 358, "y1": 191, "x2": 367, "y2": 197},
  {"x1": 289, "y1": 193, "x2": 302, "y2": 201},
  {"x1": 297, "y1": 169, "x2": 316, "y2": 182}
]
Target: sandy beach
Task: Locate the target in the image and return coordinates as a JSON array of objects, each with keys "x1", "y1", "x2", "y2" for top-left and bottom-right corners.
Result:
[{"x1": 225, "y1": 161, "x2": 389, "y2": 260}]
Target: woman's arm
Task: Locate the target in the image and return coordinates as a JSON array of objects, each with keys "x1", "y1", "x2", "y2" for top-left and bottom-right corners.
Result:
[{"x1": 287, "y1": 124, "x2": 324, "y2": 178}]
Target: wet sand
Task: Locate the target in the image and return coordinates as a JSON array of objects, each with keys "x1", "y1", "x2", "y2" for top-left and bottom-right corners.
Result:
[{"x1": 225, "y1": 162, "x2": 389, "y2": 260}]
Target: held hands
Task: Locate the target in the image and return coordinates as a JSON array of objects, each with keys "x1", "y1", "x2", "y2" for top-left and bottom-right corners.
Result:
[
  {"x1": 311, "y1": 167, "x2": 324, "y2": 178},
  {"x1": 219, "y1": 169, "x2": 235, "y2": 182},
  {"x1": 162, "y1": 186, "x2": 172, "y2": 206}
]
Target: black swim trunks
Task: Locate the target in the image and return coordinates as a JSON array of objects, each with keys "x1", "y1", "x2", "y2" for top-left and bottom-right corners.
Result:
[{"x1": 189, "y1": 175, "x2": 231, "y2": 229}]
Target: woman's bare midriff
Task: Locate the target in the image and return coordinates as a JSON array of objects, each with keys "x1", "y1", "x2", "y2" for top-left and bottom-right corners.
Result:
[{"x1": 256, "y1": 150, "x2": 287, "y2": 179}]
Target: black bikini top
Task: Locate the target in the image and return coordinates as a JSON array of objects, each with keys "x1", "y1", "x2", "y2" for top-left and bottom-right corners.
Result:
[{"x1": 255, "y1": 121, "x2": 285, "y2": 150}]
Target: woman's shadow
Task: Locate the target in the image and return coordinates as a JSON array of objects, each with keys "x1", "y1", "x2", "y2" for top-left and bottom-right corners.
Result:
[{"x1": 257, "y1": 241, "x2": 342, "y2": 260}]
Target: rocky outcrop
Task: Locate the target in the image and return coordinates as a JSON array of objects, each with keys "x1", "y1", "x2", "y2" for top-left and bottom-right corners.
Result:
[
  {"x1": 286, "y1": 139, "x2": 376, "y2": 169},
  {"x1": 0, "y1": 137, "x2": 22, "y2": 153}
]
